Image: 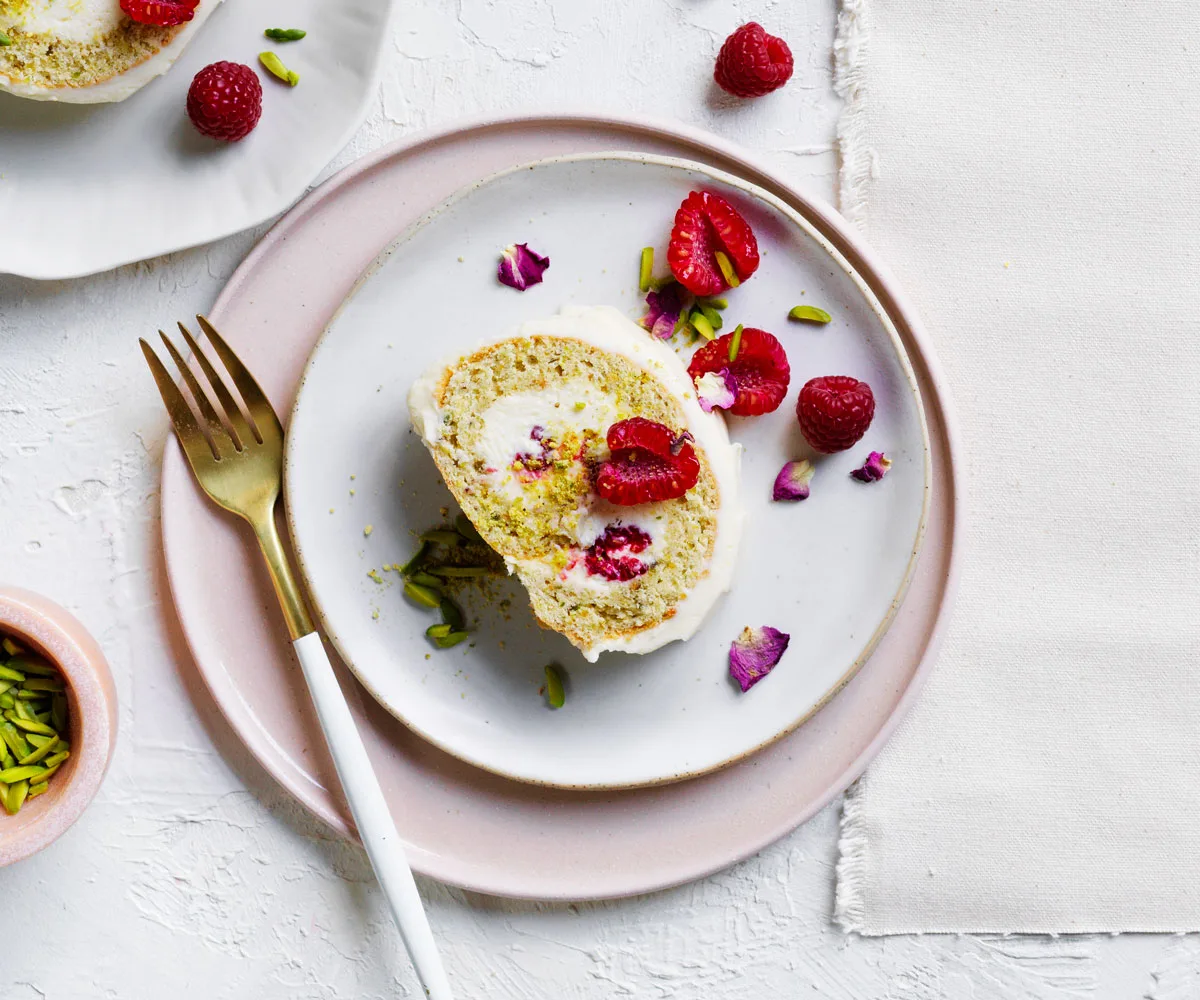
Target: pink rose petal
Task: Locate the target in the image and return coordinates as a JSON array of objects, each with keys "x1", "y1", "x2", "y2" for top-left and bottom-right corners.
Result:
[
  {"x1": 772, "y1": 459, "x2": 814, "y2": 502},
  {"x1": 695, "y1": 369, "x2": 737, "y2": 413},
  {"x1": 850, "y1": 451, "x2": 892, "y2": 483},
  {"x1": 498, "y1": 243, "x2": 550, "y2": 290},
  {"x1": 729, "y1": 625, "x2": 790, "y2": 692},
  {"x1": 639, "y1": 283, "x2": 690, "y2": 340}
]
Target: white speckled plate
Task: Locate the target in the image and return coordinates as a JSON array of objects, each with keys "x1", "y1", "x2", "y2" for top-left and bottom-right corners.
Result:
[
  {"x1": 0, "y1": 0, "x2": 396, "y2": 279},
  {"x1": 284, "y1": 153, "x2": 930, "y2": 790}
]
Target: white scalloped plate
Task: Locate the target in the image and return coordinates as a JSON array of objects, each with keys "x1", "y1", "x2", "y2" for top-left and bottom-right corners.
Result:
[
  {"x1": 284, "y1": 152, "x2": 931, "y2": 790},
  {"x1": 0, "y1": 0, "x2": 396, "y2": 279}
]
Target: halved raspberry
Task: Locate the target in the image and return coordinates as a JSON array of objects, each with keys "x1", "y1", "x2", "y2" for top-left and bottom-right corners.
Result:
[
  {"x1": 187, "y1": 62, "x2": 263, "y2": 142},
  {"x1": 121, "y1": 0, "x2": 199, "y2": 26},
  {"x1": 667, "y1": 191, "x2": 760, "y2": 296},
  {"x1": 584, "y1": 524, "x2": 653, "y2": 581},
  {"x1": 714, "y1": 23, "x2": 795, "y2": 99},
  {"x1": 688, "y1": 328, "x2": 790, "y2": 416},
  {"x1": 797, "y1": 376, "x2": 875, "y2": 453},
  {"x1": 595, "y1": 417, "x2": 700, "y2": 506}
]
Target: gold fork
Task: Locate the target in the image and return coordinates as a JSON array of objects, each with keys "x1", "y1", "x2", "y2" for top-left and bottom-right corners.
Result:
[{"x1": 142, "y1": 317, "x2": 454, "y2": 1000}]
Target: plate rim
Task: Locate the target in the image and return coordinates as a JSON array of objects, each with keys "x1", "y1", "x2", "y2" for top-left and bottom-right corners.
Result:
[
  {"x1": 0, "y1": 0, "x2": 401, "y2": 281},
  {"x1": 282, "y1": 149, "x2": 933, "y2": 791},
  {"x1": 159, "y1": 112, "x2": 963, "y2": 899}
]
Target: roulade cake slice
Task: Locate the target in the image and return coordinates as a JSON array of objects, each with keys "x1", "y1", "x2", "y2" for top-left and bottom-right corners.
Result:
[{"x1": 408, "y1": 305, "x2": 743, "y2": 662}]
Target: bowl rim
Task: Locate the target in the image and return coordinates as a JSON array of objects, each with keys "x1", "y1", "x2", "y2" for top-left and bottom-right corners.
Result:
[{"x1": 0, "y1": 586, "x2": 117, "y2": 867}]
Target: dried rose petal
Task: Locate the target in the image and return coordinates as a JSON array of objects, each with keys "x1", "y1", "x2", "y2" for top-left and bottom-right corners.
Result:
[
  {"x1": 497, "y1": 243, "x2": 550, "y2": 290},
  {"x1": 850, "y1": 451, "x2": 892, "y2": 483},
  {"x1": 729, "y1": 625, "x2": 790, "y2": 692},
  {"x1": 773, "y1": 459, "x2": 814, "y2": 501},
  {"x1": 639, "y1": 282, "x2": 690, "y2": 339},
  {"x1": 695, "y1": 369, "x2": 737, "y2": 413}
]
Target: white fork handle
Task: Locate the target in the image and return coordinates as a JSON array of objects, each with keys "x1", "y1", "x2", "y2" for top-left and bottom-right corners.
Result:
[{"x1": 293, "y1": 632, "x2": 454, "y2": 999}]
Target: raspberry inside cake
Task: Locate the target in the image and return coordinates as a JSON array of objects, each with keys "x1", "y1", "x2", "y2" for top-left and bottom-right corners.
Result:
[{"x1": 408, "y1": 305, "x2": 743, "y2": 661}]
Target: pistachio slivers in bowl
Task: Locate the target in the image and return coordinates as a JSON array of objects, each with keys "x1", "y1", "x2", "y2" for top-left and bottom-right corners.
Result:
[{"x1": 0, "y1": 635, "x2": 70, "y2": 815}]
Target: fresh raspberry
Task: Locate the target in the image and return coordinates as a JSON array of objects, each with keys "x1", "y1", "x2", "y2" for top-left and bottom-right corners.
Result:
[
  {"x1": 797, "y1": 376, "x2": 876, "y2": 453},
  {"x1": 121, "y1": 0, "x2": 199, "y2": 26},
  {"x1": 595, "y1": 418, "x2": 701, "y2": 506},
  {"x1": 714, "y1": 22, "x2": 794, "y2": 98},
  {"x1": 668, "y1": 191, "x2": 760, "y2": 296},
  {"x1": 688, "y1": 328, "x2": 790, "y2": 416},
  {"x1": 187, "y1": 62, "x2": 263, "y2": 142},
  {"x1": 584, "y1": 524, "x2": 653, "y2": 582}
]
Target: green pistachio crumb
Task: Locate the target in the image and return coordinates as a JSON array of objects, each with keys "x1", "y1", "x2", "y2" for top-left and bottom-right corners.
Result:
[
  {"x1": 638, "y1": 247, "x2": 654, "y2": 292},
  {"x1": 788, "y1": 305, "x2": 832, "y2": 324},
  {"x1": 544, "y1": 664, "x2": 566, "y2": 709},
  {"x1": 690, "y1": 309, "x2": 716, "y2": 341},
  {"x1": 363, "y1": 524, "x2": 373, "y2": 537},
  {"x1": 259, "y1": 51, "x2": 300, "y2": 86}
]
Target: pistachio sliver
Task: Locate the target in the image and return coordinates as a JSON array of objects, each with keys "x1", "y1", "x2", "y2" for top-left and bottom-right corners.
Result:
[
  {"x1": 0, "y1": 765, "x2": 47, "y2": 784},
  {"x1": 258, "y1": 51, "x2": 300, "y2": 86},
  {"x1": 544, "y1": 664, "x2": 565, "y2": 709},
  {"x1": 1, "y1": 722, "x2": 31, "y2": 760},
  {"x1": 434, "y1": 632, "x2": 470, "y2": 649},
  {"x1": 10, "y1": 698, "x2": 33, "y2": 721},
  {"x1": 403, "y1": 581, "x2": 443, "y2": 609},
  {"x1": 264, "y1": 27, "x2": 307, "y2": 41},
  {"x1": 690, "y1": 310, "x2": 716, "y2": 341},
  {"x1": 18, "y1": 738, "x2": 60, "y2": 767},
  {"x1": 426, "y1": 566, "x2": 492, "y2": 578},
  {"x1": 699, "y1": 304, "x2": 723, "y2": 331},
  {"x1": 30, "y1": 765, "x2": 59, "y2": 786},
  {"x1": 439, "y1": 598, "x2": 465, "y2": 631},
  {"x1": 1, "y1": 637, "x2": 23, "y2": 656},
  {"x1": 9, "y1": 717, "x2": 56, "y2": 737},
  {"x1": 0, "y1": 665, "x2": 26, "y2": 684},
  {"x1": 5, "y1": 780, "x2": 27, "y2": 814},
  {"x1": 638, "y1": 247, "x2": 654, "y2": 292},
  {"x1": 0, "y1": 694, "x2": 12, "y2": 710},
  {"x1": 788, "y1": 304, "x2": 832, "y2": 324},
  {"x1": 398, "y1": 541, "x2": 431, "y2": 577},
  {"x1": 409, "y1": 572, "x2": 445, "y2": 590},
  {"x1": 41, "y1": 750, "x2": 69, "y2": 770},
  {"x1": 454, "y1": 514, "x2": 483, "y2": 543},
  {"x1": 20, "y1": 678, "x2": 63, "y2": 693},
  {"x1": 728, "y1": 324, "x2": 745, "y2": 362},
  {"x1": 425, "y1": 623, "x2": 453, "y2": 640},
  {"x1": 714, "y1": 251, "x2": 741, "y2": 289},
  {"x1": 419, "y1": 530, "x2": 463, "y2": 546},
  {"x1": 27, "y1": 783, "x2": 48, "y2": 799},
  {"x1": 51, "y1": 695, "x2": 67, "y2": 734},
  {"x1": 0, "y1": 31, "x2": 13, "y2": 47},
  {"x1": 9, "y1": 656, "x2": 58, "y2": 677},
  {"x1": 704, "y1": 296, "x2": 730, "y2": 310}
]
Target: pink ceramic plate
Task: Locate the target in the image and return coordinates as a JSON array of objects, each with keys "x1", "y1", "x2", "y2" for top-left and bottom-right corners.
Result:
[{"x1": 160, "y1": 114, "x2": 961, "y2": 900}]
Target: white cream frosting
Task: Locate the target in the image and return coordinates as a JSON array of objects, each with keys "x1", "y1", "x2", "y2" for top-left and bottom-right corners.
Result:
[{"x1": 408, "y1": 304, "x2": 744, "y2": 662}]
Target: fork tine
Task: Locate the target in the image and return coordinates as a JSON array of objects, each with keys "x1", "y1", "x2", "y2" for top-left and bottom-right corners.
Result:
[
  {"x1": 176, "y1": 322, "x2": 252, "y2": 451},
  {"x1": 195, "y1": 315, "x2": 276, "y2": 443},
  {"x1": 158, "y1": 331, "x2": 235, "y2": 456},
  {"x1": 139, "y1": 339, "x2": 220, "y2": 464}
]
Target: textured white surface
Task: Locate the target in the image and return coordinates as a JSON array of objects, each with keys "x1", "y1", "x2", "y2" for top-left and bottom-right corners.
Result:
[
  {"x1": 0, "y1": 1, "x2": 1194, "y2": 996},
  {"x1": 832, "y1": 0, "x2": 1200, "y2": 937}
]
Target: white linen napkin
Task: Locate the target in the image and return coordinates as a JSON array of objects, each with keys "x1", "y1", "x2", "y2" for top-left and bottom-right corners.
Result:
[{"x1": 833, "y1": 0, "x2": 1200, "y2": 933}]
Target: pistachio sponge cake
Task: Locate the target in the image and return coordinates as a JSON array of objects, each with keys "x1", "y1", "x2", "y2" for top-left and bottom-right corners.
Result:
[
  {"x1": 408, "y1": 305, "x2": 744, "y2": 662},
  {"x1": 0, "y1": 0, "x2": 221, "y2": 103}
]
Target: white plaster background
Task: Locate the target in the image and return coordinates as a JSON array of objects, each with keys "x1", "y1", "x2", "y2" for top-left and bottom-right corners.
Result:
[{"x1": 0, "y1": 1, "x2": 1196, "y2": 996}]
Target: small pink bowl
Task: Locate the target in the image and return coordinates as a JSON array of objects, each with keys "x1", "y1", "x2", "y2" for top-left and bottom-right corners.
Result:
[{"x1": 0, "y1": 586, "x2": 118, "y2": 867}]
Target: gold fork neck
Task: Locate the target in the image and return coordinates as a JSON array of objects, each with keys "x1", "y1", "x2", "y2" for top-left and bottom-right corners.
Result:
[{"x1": 251, "y1": 514, "x2": 315, "y2": 640}]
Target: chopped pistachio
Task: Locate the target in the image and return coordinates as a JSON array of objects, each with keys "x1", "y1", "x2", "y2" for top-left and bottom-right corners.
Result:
[
  {"x1": 8, "y1": 717, "x2": 54, "y2": 737},
  {"x1": 439, "y1": 598, "x2": 465, "y2": 631},
  {"x1": 264, "y1": 27, "x2": 307, "y2": 41},
  {"x1": 690, "y1": 310, "x2": 716, "y2": 341},
  {"x1": 420, "y1": 529, "x2": 463, "y2": 545},
  {"x1": 454, "y1": 514, "x2": 484, "y2": 543},
  {"x1": 435, "y1": 632, "x2": 470, "y2": 649},
  {"x1": 4, "y1": 780, "x2": 27, "y2": 814},
  {"x1": 544, "y1": 664, "x2": 566, "y2": 709},
  {"x1": 0, "y1": 765, "x2": 47, "y2": 784},
  {"x1": 638, "y1": 247, "x2": 655, "y2": 292},
  {"x1": 0, "y1": 665, "x2": 26, "y2": 684},
  {"x1": 426, "y1": 623, "x2": 454, "y2": 640},
  {"x1": 258, "y1": 51, "x2": 300, "y2": 86},
  {"x1": 573, "y1": 401, "x2": 587, "y2": 412},
  {"x1": 704, "y1": 296, "x2": 729, "y2": 310},
  {"x1": 788, "y1": 305, "x2": 832, "y2": 324},
  {"x1": 728, "y1": 324, "x2": 745, "y2": 362},
  {"x1": 399, "y1": 541, "x2": 430, "y2": 576},
  {"x1": 699, "y1": 304, "x2": 723, "y2": 331},
  {"x1": 1, "y1": 637, "x2": 23, "y2": 656},
  {"x1": 404, "y1": 581, "x2": 443, "y2": 608},
  {"x1": 410, "y1": 572, "x2": 444, "y2": 590},
  {"x1": 714, "y1": 251, "x2": 741, "y2": 288}
]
